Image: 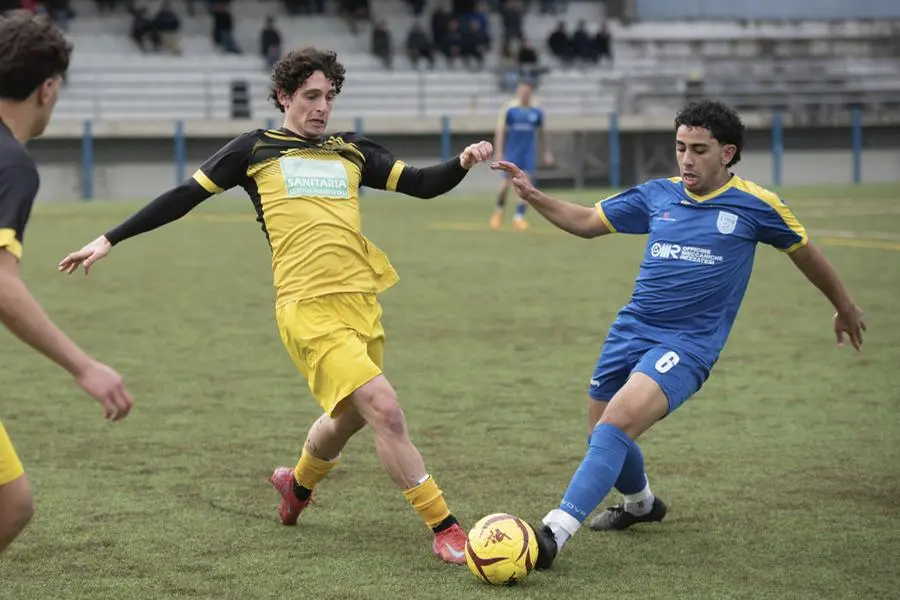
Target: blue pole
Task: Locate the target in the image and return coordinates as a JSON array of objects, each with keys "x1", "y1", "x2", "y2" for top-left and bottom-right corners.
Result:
[
  {"x1": 608, "y1": 112, "x2": 621, "y2": 189},
  {"x1": 266, "y1": 117, "x2": 275, "y2": 130},
  {"x1": 174, "y1": 120, "x2": 186, "y2": 185},
  {"x1": 771, "y1": 109, "x2": 783, "y2": 187},
  {"x1": 81, "y1": 120, "x2": 93, "y2": 201},
  {"x1": 851, "y1": 105, "x2": 862, "y2": 185}
]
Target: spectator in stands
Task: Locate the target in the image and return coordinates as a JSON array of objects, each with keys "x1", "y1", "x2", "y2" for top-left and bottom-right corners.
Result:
[
  {"x1": 260, "y1": 15, "x2": 281, "y2": 70},
  {"x1": 539, "y1": 0, "x2": 560, "y2": 13},
  {"x1": 406, "y1": 21, "x2": 434, "y2": 69},
  {"x1": 43, "y1": 0, "x2": 72, "y2": 32},
  {"x1": 404, "y1": 0, "x2": 425, "y2": 16},
  {"x1": 371, "y1": 19, "x2": 393, "y2": 69},
  {"x1": 152, "y1": 0, "x2": 182, "y2": 55},
  {"x1": 460, "y1": 19, "x2": 488, "y2": 70},
  {"x1": 468, "y1": 1, "x2": 490, "y2": 40},
  {"x1": 571, "y1": 20, "x2": 593, "y2": 64},
  {"x1": 500, "y1": 0, "x2": 523, "y2": 47},
  {"x1": 593, "y1": 23, "x2": 611, "y2": 63},
  {"x1": 339, "y1": 0, "x2": 369, "y2": 35},
  {"x1": 430, "y1": 1, "x2": 451, "y2": 52},
  {"x1": 441, "y1": 18, "x2": 463, "y2": 67},
  {"x1": 129, "y1": 4, "x2": 159, "y2": 52},
  {"x1": 517, "y1": 36, "x2": 538, "y2": 70},
  {"x1": 211, "y1": 1, "x2": 241, "y2": 53},
  {"x1": 94, "y1": 0, "x2": 116, "y2": 13},
  {"x1": 547, "y1": 20, "x2": 571, "y2": 65},
  {"x1": 282, "y1": 0, "x2": 325, "y2": 14}
]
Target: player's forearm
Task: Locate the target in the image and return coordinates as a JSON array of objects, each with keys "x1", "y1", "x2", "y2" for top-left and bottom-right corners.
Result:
[
  {"x1": 493, "y1": 128, "x2": 504, "y2": 160},
  {"x1": 0, "y1": 272, "x2": 91, "y2": 377},
  {"x1": 395, "y1": 157, "x2": 469, "y2": 199},
  {"x1": 790, "y1": 242, "x2": 855, "y2": 311},
  {"x1": 105, "y1": 180, "x2": 211, "y2": 245},
  {"x1": 522, "y1": 189, "x2": 604, "y2": 238}
]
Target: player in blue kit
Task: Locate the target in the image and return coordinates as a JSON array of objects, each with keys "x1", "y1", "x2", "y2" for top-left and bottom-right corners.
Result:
[
  {"x1": 491, "y1": 100, "x2": 866, "y2": 569},
  {"x1": 489, "y1": 80, "x2": 554, "y2": 231}
]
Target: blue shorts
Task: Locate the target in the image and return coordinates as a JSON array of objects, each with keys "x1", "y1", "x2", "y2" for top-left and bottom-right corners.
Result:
[
  {"x1": 588, "y1": 326, "x2": 711, "y2": 414},
  {"x1": 503, "y1": 151, "x2": 535, "y2": 178}
]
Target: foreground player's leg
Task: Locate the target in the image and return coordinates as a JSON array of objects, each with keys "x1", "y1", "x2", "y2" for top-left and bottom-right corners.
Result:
[
  {"x1": 270, "y1": 409, "x2": 366, "y2": 525},
  {"x1": 586, "y1": 399, "x2": 665, "y2": 530},
  {"x1": 0, "y1": 475, "x2": 34, "y2": 554},
  {"x1": 350, "y1": 375, "x2": 467, "y2": 565},
  {"x1": 531, "y1": 374, "x2": 668, "y2": 570},
  {"x1": 490, "y1": 180, "x2": 511, "y2": 229}
]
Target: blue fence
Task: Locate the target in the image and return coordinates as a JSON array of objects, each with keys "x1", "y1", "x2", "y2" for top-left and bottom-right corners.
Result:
[{"x1": 78, "y1": 109, "x2": 869, "y2": 200}]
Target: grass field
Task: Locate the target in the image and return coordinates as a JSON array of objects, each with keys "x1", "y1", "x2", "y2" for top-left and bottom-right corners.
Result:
[{"x1": 0, "y1": 183, "x2": 898, "y2": 600}]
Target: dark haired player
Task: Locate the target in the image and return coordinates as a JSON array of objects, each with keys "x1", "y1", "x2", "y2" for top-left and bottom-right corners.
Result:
[
  {"x1": 59, "y1": 46, "x2": 493, "y2": 565},
  {"x1": 491, "y1": 100, "x2": 866, "y2": 569},
  {"x1": 0, "y1": 11, "x2": 133, "y2": 554}
]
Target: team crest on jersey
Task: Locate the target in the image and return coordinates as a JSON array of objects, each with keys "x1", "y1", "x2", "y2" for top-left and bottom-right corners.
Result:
[
  {"x1": 280, "y1": 157, "x2": 350, "y2": 199},
  {"x1": 716, "y1": 211, "x2": 738, "y2": 234}
]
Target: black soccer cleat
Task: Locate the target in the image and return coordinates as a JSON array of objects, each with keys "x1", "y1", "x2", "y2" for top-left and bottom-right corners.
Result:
[
  {"x1": 588, "y1": 496, "x2": 667, "y2": 531},
  {"x1": 531, "y1": 523, "x2": 558, "y2": 571}
]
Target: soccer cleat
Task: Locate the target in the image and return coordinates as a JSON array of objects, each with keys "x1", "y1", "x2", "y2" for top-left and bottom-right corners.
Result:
[
  {"x1": 269, "y1": 466, "x2": 311, "y2": 526},
  {"x1": 513, "y1": 217, "x2": 529, "y2": 231},
  {"x1": 588, "y1": 496, "x2": 668, "y2": 531},
  {"x1": 432, "y1": 523, "x2": 468, "y2": 565},
  {"x1": 531, "y1": 522, "x2": 558, "y2": 570},
  {"x1": 489, "y1": 210, "x2": 503, "y2": 230}
]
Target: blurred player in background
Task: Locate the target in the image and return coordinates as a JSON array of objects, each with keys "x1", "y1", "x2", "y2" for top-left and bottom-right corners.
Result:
[
  {"x1": 490, "y1": 79, "x2": 554, "y2": 231},
  {"x1": 492, "y1": 100, "x2": 866, "y2": 569},
  {"x1": 0, "y1": 11, "x2": 133, "y2": 555},
  {"x1": 59, "y1": 47, "x2": 493, "y2": 565}
]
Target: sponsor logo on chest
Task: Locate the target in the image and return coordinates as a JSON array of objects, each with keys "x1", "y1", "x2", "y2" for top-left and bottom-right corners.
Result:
[{"x1": 280, "y1": 157, "x2": 350, "y2": 198}]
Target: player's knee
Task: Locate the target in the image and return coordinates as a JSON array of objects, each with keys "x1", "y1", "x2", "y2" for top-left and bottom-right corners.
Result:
[
  {"x1": 0, "y1": 485, "x2": 34, "y2": 538},
  {"x1": 355, "y1": 385, "x2": 407, "y2": 438}
]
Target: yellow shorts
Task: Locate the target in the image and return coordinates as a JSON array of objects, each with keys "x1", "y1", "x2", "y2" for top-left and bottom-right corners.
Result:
[
  {"x1": 276, "y1": 292, "x2": 385, "y2": 417},
  {"x1": 0, "y1": 420, "x2": 24, "y2": 486}
]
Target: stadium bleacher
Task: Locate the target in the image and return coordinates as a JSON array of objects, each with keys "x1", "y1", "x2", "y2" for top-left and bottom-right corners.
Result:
[{"x1": 43, "y1": 0, "x2": 900, "y2": 123}]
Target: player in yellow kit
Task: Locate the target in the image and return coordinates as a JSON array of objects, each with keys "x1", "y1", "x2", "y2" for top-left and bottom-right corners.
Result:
[
  {"x1": 0, "y1": 11, "x2": 133, "y2": 555},
  {"x1": 59, "y1": 47, "x2": 493, "y2": 564}
]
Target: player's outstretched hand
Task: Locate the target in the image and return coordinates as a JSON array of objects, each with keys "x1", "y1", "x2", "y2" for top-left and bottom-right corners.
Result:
[
  {"x1": 491, "y1": 160, "x2": 538, "y2": 201},
  {"x1": 58, "y1": 235, "x2": 112, "y2": 276},
  {"x1": 460, "y1": 141, "x2": 494, "y2": 169},
  {"x1": 75, "y1": 360, "x2": 133, "y2": 421},
  {"x1": 834, "y1": 303, "x2": 866, "y2": 351}
]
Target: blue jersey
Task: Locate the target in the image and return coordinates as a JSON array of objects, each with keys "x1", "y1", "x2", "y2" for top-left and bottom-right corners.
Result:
[
  {"x1": 595, "y1": 175, "x2": 808, "y2": 367},
  {"x1": 498, "y1": 100, "x2": 543, "y2": 164}
]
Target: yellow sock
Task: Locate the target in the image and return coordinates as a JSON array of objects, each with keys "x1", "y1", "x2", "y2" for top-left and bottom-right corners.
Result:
[
  {"x1": 402, "y1": 475, "x2": 451, "y2": 529},
  {"x1": 292, "y1": 450, "x2": 339, "y2": 491}
]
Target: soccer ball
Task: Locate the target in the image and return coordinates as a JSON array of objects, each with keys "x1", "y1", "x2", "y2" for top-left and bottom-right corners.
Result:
[{"x1": 465, "y1": 513, "x2": 538, "y2": 585}]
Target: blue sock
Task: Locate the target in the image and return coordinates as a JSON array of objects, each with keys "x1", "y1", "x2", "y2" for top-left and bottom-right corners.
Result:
[
  {"x1": 614, "y1": 438, "x2": 648, "y2": 495},
  {"x1": 559, "y1": 423, "x2": 631, "y2": 522},
  {"x1": 515, "y1": 202, "x2": 527, "y2": 218}
]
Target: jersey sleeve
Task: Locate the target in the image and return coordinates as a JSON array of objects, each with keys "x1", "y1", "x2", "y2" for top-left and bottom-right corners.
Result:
[
  {"x1": 191, "y1": 132, "x2": 257, "y2": 194},
  {"x1": 755, "y1": 197, "x2": 808, "y2": 253},
  {"x1": 0, "y1": 156, "x2": 39, "y2": 260},
  {"x1": 352, "y1": 135, "x2": 407, "y2": 192},
  {"x1": 594, "y1": 185, "x2": 650, "y2": 235}
]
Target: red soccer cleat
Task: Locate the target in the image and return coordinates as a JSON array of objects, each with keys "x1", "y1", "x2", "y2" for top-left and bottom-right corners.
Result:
[
  {"x1": 269, "y1": 466, "x2": 311, "y2": 526},
  {"x1": 432, "y1": 523, "x2": 467, "y2": 565}
]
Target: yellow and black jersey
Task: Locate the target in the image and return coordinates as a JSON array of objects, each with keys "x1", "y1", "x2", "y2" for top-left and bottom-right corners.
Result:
[
  {"x1": 0, "y1": 120, "x2": 39, "y2": 261},
  {"x1": 105, "y1": 128, "x2": 470, "y2": 305}
]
